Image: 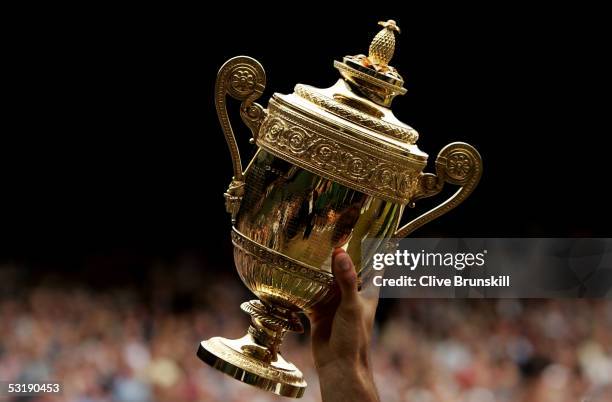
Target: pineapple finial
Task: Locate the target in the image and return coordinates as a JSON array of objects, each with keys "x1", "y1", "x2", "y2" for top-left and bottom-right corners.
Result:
[{"x1": 368, "y1": 19, "x2": 400, "y2": 70}]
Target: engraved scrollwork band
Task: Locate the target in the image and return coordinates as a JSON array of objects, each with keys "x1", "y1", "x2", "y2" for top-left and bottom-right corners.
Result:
[
  {"x1": 231, "y1": 228, "x2": 334, "y2": 286},
  {"x1": 257, "y1": 98, "x2": 424, "y2": 205}
]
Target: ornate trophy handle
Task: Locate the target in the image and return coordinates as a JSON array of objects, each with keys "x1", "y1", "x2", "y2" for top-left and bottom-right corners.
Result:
[
  {"x1": 394, "y1": 142, "x2": 482, "y2": 238},
  {"x1": 215, "y1": 56, "x2": 267, "y2": 223}
]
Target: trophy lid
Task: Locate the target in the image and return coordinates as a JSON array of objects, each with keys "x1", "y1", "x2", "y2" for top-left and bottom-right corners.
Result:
[{"x1": 257, "y1": 20, "x2": 429, "y2": 205}]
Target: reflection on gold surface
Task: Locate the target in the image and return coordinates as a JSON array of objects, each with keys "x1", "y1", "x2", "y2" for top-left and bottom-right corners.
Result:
[{"x1": 237, "y1": 150, "x2": 401, "y2": 276}]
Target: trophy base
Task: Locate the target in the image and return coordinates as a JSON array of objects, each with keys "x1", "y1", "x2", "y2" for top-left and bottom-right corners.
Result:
[{"x1": 198, "y1": 336, "x2": 307, "y2": 398}]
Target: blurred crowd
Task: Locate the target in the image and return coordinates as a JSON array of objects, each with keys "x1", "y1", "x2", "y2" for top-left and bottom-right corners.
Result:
[{"x1": 1, "y1": 258, "x2": 611, "y2": 402}]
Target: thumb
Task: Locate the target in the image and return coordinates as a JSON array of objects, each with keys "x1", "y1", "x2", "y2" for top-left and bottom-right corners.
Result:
[{"x1": 332, "y1": 248, "x2": 359, "y2": 306}]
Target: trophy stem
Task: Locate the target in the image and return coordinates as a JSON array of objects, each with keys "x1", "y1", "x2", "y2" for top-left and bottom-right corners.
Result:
[
  {"x1": 241, "y1": 300, "x2": 304, "y2": 362},
  {"x1": 197, "y1": 300, "x2": 307, "y2": 398}
]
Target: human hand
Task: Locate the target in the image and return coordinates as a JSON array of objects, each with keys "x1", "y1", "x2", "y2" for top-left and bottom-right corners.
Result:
[{"x1": 306, "y1": 248, "x2": 380, "y2": 402}]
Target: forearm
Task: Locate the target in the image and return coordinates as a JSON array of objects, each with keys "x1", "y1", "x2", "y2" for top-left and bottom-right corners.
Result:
[
  {"x1": 317, "y1": 362, "x2": 379, "y2": 402},
  {"x1": 311, "y1": 249, "x2": 381, "y2": 402}
]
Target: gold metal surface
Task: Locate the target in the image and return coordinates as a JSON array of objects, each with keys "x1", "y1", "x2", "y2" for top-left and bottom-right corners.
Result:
[
  {"x1": 215, "y1": 56, "x2": 267, "y2": 223},
  {"x1": 293, "y1": 83, "x2": 419, "y2": 143},
  {"x1": 258, "y1": 97, "x2": 424, "y2": 205},
  {"x1": 394, "y1": 142, "x2": 483, "y2": 237},
  {"x1": 368, "y1": 20, "x2": 400, "y2": 69},
  {"x1": 198, "y1": 336, "x2": 306, "y2": 398},
  {"x1": 198, "y1": 20, "x2": 483, "y2": 398},
  {"x1": 334, "y1": 19, "x2": 406, "y2": 107}
]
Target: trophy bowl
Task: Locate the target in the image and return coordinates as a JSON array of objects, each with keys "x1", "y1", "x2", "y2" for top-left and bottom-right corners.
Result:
[{"x1": 198, "y1": 20, "x2": 482, "y2": 398}]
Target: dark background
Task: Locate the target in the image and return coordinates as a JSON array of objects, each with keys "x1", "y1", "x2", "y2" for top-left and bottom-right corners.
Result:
[{"x1": 1, "y1": 6, "x2": 609, "y2": 270}]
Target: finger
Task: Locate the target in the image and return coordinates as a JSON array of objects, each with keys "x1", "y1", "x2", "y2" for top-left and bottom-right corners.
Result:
[
  {"x1": 332, "y1": 248, "x2": 359, "y2": 306},
  {"x1": 362, "y1": 294, "x2": 380, "y2": 325},
  {"x1": 358, "y1": 267, "x2": 381, "y2": 322},
  {"x1": 359, "y1": 266, "x2": 382, "y2": 300}
]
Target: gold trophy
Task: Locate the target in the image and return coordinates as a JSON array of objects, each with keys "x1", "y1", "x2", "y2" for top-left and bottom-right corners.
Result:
[{"x1": 198, "y1": 20, "x2": 482, "y2": 397}]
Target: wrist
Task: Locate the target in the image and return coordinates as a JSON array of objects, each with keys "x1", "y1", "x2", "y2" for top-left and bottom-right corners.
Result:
[{"x1": 317, "y1": 360, "x2": 379, "y2": 402}]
